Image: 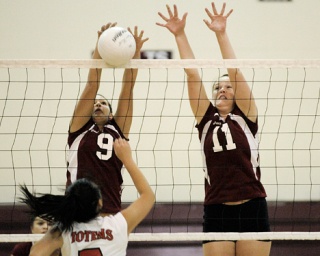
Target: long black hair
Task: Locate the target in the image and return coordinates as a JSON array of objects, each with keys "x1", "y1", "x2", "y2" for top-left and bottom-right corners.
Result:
[{"x1": 19, "y1": 178, "x2": 102, "y2": 232}]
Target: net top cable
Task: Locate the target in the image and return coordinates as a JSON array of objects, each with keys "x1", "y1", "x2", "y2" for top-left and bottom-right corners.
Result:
[{"x1": 1, "y1": 59, "x2": 320, "y2": 69}]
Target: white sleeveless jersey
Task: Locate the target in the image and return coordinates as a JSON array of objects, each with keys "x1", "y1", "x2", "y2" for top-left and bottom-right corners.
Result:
[{"x1": 61, "y1": 213, "x2": 128, "y2": 256}]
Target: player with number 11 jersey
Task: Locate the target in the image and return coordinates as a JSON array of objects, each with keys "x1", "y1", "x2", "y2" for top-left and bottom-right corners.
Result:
[{"x1": 196, "y1": 104, "x2": 267, "y2": 205}]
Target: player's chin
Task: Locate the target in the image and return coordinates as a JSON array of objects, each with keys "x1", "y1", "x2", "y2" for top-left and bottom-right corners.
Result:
[
  {"x1": 93, "y1": 112, "x2": 105, "y2": 118},
  {"x1": 215, "y1": 99, "x2": 222, "y2": 107},
  {"x1": 93, "y1": 115, "x2": 108, "y2": 123}
]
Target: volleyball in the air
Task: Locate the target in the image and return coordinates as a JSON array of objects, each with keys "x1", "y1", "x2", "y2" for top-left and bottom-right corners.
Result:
[{"x1": 98, "y1": 27, "x2": 136, "y2": 67}]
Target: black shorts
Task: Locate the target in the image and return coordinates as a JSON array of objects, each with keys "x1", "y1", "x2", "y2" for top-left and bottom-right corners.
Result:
[{"x1": 203, "y1": 197, "x2": 270, "y2": 243}]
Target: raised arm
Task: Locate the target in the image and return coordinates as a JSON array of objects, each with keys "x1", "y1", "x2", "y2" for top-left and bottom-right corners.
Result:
[
  {"x1": 69, "y1": 22, "x2": 117, "y2": 133},
  {"x1": 114, "y1": 138, "x2": 155, "y2": 234},
  {"x1": 204, "y1": 2, "x2": 257, "y2": 122},
  {"x1": 114, "y1": 26, "x2": 149, "y2": 137},
  {"x1": 156, "y1": 5, "x2": 210, "y2": 124}
]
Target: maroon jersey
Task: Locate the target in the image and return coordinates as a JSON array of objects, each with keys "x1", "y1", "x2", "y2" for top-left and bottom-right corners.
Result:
[
  {"x1": 11, "y1": 242, "x2": 32, "y2": 256},
  {"x1": 67, "y1": 118, "x2": 126, "y2": 214},
  {"x1": 196, "y1": 103, "x2": 267, "y2": 205}
]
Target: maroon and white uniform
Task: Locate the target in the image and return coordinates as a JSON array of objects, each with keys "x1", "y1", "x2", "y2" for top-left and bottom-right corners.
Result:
[
  {"x1": 11, "y1": 242, "x2": 32, "y2": 256},
  {"x1": 67, "y1": 118, "x2": 126, "y2": 214},
  {"x1": 196, "y1": 103, "x2": 267, "y2": 205},
  {"x1": 11, "y1": 242, "x2": 60, "y2": 256},
  {"x1": 61, "y1": 213, "x2": 128, "y2": 256}
]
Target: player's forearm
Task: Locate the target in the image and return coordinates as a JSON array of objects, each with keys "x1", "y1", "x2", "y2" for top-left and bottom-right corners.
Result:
[
  {"x1": 86, "y1": 46, "x2": 102, "y2": 90},
  {"x1": 122, "y1": 68, "x2": 138, "y2": 89},
  {"x1": 215, "y1": 31, "x2": 236, "y2": 60},
  {"x1": 175, "y1": 32, "x2": 200, "y2": 78},
  {"x1": 175, "y1": 32, "x2": 195, "y2": 59}
]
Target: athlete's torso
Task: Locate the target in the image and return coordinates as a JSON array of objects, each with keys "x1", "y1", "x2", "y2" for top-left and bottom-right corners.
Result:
[
  {"x1": 196, "y1": 103, "x2": 266, "y2": 205},
  {"x1": 61, "y1": 213, "x2": 128, "y2": 256},
  {"x1": 67, "y1": 118, "x2": 126, "y2": 213}
]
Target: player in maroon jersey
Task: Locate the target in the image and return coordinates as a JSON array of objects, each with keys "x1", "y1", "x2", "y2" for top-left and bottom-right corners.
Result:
[
  {"x1": 10, "y1": 216, "x2": 60, "y2": 256},
  {"x1": 67, "y1": 22, "x2": 149, "y2": 215},
  {"x1": 157, "y1": 2, "x2": 271, "y2": 256}
]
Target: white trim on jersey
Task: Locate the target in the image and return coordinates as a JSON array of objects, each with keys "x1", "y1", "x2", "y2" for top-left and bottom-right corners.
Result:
[
  {"x1": 68, "y1": 129, "x2": 90, "y2": 183},
  {"x1": 200, "y1": 120, "x2": 212, "y2": 186},
  {"x1": 105, "y1": 124, "x2": 121, "y2": 136},
  {"x1": 230, "y1": 114, "x2": 259, "y2": 180}
]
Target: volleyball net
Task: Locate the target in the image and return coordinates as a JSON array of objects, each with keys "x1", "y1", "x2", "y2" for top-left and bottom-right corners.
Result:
[{"x1": 0, "y1": 59, "x2": 319, "y2": 242}]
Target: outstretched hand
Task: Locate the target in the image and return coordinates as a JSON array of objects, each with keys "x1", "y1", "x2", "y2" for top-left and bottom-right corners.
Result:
[
  {"x1": 113, "y1": 138, "x2": 133, "y2": 165},
  {"x1": 156, "y1": 4, "x2": 188, "y2": 36},
  {"x1": 127, "y1": 26, "x2": 149, "y2": 58},
  {"x1": 92, "y1": 22, "x2": 117, "y2": 59},
  {"x1": 203, "y1": 2, "x2": 233, "y2": 34},
  {"x1": 97, "y1": 22, "x2": 117, "y2": 38}
]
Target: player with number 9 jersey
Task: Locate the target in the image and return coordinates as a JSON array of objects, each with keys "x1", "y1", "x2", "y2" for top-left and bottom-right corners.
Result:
[
  {"x1": 67, "y1": 118, "x2": 125, "y2": 214},
  {"x1": 66, "y1": 23, "x2": 149, "y2": 215}
]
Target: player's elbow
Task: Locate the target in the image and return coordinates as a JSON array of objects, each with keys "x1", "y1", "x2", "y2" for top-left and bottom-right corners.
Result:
[
  {"x1": 144, "y1": 189, "x2": 156, "y2": 209},
  {"x1": 150, "y1": 190, "x2": 156, "y2": 204}
]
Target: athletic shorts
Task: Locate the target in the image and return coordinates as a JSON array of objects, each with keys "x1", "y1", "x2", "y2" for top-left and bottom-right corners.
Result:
[{"x1": 202, "y1": 197, "x2": 270, "y2": 243}]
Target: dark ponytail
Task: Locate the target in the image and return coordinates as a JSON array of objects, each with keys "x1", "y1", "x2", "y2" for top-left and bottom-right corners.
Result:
[{"x1": 20, "y1": 178, "x2": 102, "y2": 232}]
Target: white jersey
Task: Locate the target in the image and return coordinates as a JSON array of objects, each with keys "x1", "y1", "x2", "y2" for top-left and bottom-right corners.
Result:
[{"x1": 61, "y1": 213, "x2": 128, "y2": 256}]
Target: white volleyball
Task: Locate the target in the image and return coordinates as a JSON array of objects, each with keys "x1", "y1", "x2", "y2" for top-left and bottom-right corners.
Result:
[{"x1": 98, "y1": 27, "x2": 136, "y2": 67}]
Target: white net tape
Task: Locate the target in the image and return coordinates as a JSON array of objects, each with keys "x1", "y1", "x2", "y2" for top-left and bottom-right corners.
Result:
[
  {"x1": 1, "y1": 59, "x2": 320, "y2": 69},
  {"x1": 1, "y1": 232, "x2": 320, "y2": 243}
]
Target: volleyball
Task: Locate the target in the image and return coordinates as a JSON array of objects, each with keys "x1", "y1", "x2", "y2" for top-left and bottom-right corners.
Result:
[{"x1": 98, "y1": 27, "x2": 136, "y2": 67}]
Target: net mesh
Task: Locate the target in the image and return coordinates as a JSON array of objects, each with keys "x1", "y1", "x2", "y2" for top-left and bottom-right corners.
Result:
[{"x1": 0, "y1": 59, "x2": 319, "y2": 242}]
